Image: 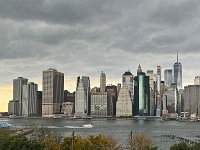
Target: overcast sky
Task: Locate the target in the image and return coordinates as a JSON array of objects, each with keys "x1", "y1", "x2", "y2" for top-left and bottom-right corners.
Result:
[{"x1": 1, "y1": 0, "x2": 200, "y2": 111}]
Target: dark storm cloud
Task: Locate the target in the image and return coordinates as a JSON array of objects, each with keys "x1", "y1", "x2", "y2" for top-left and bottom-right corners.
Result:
[
  {"x1": 0, "y1": 0, "x2": 120, "y2": 25},
  {"x1": 0, "y1": 0, "x2": 200, "y2": 88}
]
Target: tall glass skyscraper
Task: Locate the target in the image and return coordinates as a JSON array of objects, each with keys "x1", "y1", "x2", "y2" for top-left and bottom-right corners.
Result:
[
  {"x1": 173, "y1": 52, "x2": 182, "y2": 90},
  {"x1": 134, "y1": 65, "x2": 150, "y2": 116}
]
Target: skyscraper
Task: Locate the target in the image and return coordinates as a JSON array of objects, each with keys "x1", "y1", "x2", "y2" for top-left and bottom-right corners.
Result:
[
  {"x1": 164, "y1": 69, "x2": 173, "y2": 87},
  {"x1": 116, "y1": 86, "x2": 132, "y2": 117},
  {"x1": 106, "y1": 85, "x2": 117, "y2": 116},
  {"x1": 42, "y1": 68, "x2": 64, "y2": 116},
  {"x1": 75, "y1": 76, "x2": 91, "y2": 116},
  {"x1": 134, "y1": 65, "x2": 150, "y2": 116},
  {"x1": 194, "y1": 76, "x2": 200, "y2": 85},
  {"x1": 122, "y1": 71, "x2": 134, "y2": 99},
  {"x1": 173, "y1": 52, "x2": 182, "y2": 90},
  {"x1": 22, "y1": 82, "x2": 38, "y2": 116},
  {"x1": 184, "y1": 85, "x2": 200, "y2": 117},
  {"x1": 146, "y1": 70, "x2": 157, "y2": 116},
  {"x1": 156, "y1": 66, "x2": 161, "y2": 117},
  {"x1": 100, "y1": 71, "x2": 106, "y2": 92},
  {"x1": 91, "y1": 92, "x2": 107, "y2": 116},
  {"x1": 13, "y1": 77, "x2": 28, "y2": 115}
]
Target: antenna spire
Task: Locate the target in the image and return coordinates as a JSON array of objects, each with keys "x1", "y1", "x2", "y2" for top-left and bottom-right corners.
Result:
[{"x1": 177, "y1": 50, "x2": 179, "y2": 62}]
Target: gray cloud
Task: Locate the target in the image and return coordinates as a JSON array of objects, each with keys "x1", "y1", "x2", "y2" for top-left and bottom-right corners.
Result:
[{"x1": 0, "y1": 0, "x2": 200, "y2": 91}]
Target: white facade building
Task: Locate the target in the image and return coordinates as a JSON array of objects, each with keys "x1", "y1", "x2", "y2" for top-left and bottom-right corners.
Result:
[
  {"x1": 75, "y1": 76, "x2": 90, "y2": 116},
  {"x1": 75, "y1": 79, "x2": 87, "y2": 117},
  {"x1": 116, "y1": 87, "x2": 132, "y2": 117},
  {"x1": 13, "y1": 77, "x2": 28, "y2": 115},
  {"x1": 122, "y1": 71, "x2": 134, "y2": 95},
  {"x1": 8, "y1": 100, "x2": 19, "y2": 115},
  {"x1": 22, "y1": 82, "x2": 38, "y2": 116}
]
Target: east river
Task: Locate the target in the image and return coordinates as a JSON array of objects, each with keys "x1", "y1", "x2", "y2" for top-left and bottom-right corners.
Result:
[{"x1": 1, "y1": 118, "x2": 200, "y2": 150}]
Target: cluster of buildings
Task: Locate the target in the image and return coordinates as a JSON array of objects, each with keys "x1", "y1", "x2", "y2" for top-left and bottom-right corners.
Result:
[{"x1": 7, "y1": 53, "x2": 200, "y2": 118}]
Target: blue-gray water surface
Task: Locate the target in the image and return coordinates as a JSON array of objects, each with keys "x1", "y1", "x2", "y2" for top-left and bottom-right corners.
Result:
[{"x1": 1, "y1": 118, "x2": 200, "y2": 150}]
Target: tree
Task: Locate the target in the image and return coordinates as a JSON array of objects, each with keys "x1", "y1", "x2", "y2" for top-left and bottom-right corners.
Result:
[
  {"x1": 190, "y1": 142, "x2": 200, "y2": 150},
  {"x1": 126, "y1": 134, "x2": 157, "y2": 150},
  {"x1": 170, "y1": 142, "x2": 189, "y2": 150},
  {"x1": 61, "y1": 134, "x2": 121, "y2": 150}
]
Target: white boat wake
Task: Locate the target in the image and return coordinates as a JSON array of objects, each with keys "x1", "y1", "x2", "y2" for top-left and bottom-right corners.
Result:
[{"x1": 64, "y1": 124, "x2": 94, "y2": 129}]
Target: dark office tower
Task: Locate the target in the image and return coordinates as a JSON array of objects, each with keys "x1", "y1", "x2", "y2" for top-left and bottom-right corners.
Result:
[
  {"x1": 100, "y1": 71, "x2": 106, "y2": 92},
  {"x1": 42, "y1": 68, "x2": 64, "y2": 116},
  {"x1": 134, "y1": 65, "x2": 150, "y2": 116},
  {"x1": 37, "y1": 91, "x2": 42, "y2": 116},
  {"x1": 64, "y1": 90, "x2": 75, "y2": 114},
  {"x1": 13, "y1": 77, "x2": 28, "y2": 115},
  {"x1": 106, "y1": 85, "x2": 117, "y2": 116},
  {"x1": 75, "y1": 76, "x2": 91, "y2": 116},
  {"x1": 173, "y1": 51, "x2": 182, "y2": 90},
  {"x1": 164, "y1": 69, "x2": 173, "y2": 88}
]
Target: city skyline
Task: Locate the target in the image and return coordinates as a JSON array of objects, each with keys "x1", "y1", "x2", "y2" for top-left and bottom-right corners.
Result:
[{"x1": 1, "y1": 0, "x2": 200, "y2": 111}]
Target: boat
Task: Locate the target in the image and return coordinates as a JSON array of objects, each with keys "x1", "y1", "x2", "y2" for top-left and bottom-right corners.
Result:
[
  {"x1": 8, "y1": 115, "x2": 23, "y2": 119},
  {"x1": 82, "y1": 124, "x2": 94, "y2": 128},
  {"x1": 53, "y1": 115, "x2": 62, "y2": 119},
  {"x1": 65, "y1": 124, "x2": 94, "y2": 129}
]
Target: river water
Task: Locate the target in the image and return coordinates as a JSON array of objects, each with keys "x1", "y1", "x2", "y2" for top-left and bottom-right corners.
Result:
[{"x1": 1, "y1": 118, "x2": 200, "y2": 150}]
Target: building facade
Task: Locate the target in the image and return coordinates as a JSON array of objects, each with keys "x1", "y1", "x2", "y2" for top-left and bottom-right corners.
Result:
[
  {"x1": 122, "y1": 71, "x2": 134, "y2": 97},
  {"x1": 164, "y1": 69, "x2": 173, "y2": 88},
  {"x1": 173, "y1": 52, "x2": 182, "y2": 90},
  {"x1": 42, "y1": 68, "x2": 64, "y2": 116},
  {"x1": 162, "y1": 85, "x2": 178, "y2": 116},
  {"x1": 13, "y1": 77, "x2": 28, "y2": 115},
  {"x1": 8, "y1": 100, "x2": 19, "y2": 115},
  {"x1": 62, "y1": 102, "x2": 73, "y2": 116},
  {"x1": 91, "y1": 92, "x2": 107, "y2": 116},
  {"x1": 116, "y1": 86, "x2": 132, "y2": 117},
  {"x1": 37, "y1": 91, "x2": 42, "y2": 116},
  {"x1": 134, "y1": 67, "x2": 150, "y2": 116},
  {"x1": 147, "y1": 70, "x2": 157, "y2": 116},
  {"x1": 156, "y1": 66, "x2": 162, "y2": 117},
  {"x1": 194, "y1": 76, "x2": 200, "y2": 85},
  {"x1": 22, "y1": 82, "x2": 38, "y2": 116},
  {"x1": 75, "y1": 76, "x2": 91, "y2": 116},
  {"x1": 100, "y1": 71, "x2": 106, "y2": 92},
  {"x1": 106, "y1": 85, "x2": 117, "y2": 116},
  {"x1": 184, "y1": 85, "x2": 200, "y2": 117}
]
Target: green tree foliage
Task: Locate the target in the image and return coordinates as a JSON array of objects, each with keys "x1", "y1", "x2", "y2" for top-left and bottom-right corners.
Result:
[
  {"x1": 190, "y1": 142, "x2": 200, "y2": 150},
  {"x1": 170, "y1": 142, "x2": 189, "y2": 150},
  {"x1": 126, "y1": 134, "x2": 157, "y2": 150},
  {"x1": 61, "y1": 134, "x2": 121, "y2": 150},
  {"x1": 170, "y1": 141, "x2": 200, "y2": 150},
  {"x1": 0, "y1": 127, "x2": 44, "y2": 150}
]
